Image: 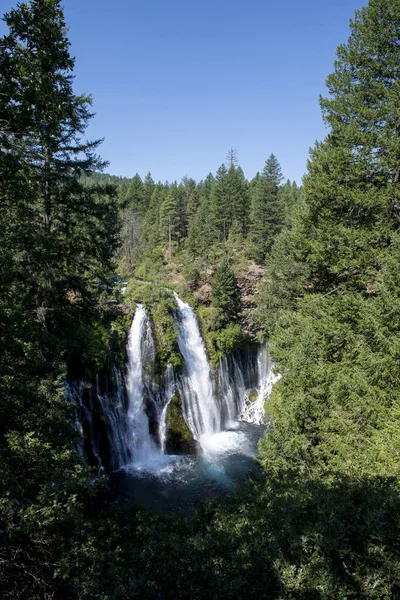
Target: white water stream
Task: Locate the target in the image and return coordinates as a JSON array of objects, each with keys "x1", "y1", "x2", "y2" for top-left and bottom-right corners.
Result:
[
  {"x1": 125, "y1": 304, "x2": 160, "y2": 465},
  {"x1": 73, "y1": 295, "x2": 279, "y2": 485},
  {"x1": 173, "y1": 292, "x2": 221, "y2": 441}
]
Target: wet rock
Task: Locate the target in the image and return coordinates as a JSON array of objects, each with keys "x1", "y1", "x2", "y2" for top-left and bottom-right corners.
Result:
[{"x1": 166, "y1": 394, "x2": 201, "y2": 455}]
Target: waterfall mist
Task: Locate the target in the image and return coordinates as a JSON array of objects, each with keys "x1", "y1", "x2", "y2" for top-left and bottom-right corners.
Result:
[{"x1": 72, "y1": 295, "x2": 279, "y2": 478}]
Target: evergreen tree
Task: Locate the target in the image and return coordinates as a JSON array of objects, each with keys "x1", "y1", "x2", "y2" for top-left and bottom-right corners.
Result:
[
  {"x1": 0, "y1": 0, "x2": 119, "y2": 595},
  {"x1": 159, "y1": 192, "x2": 180, "y2": 251},
  {"x1": 142, "y1": 171, "x2": 155, "y2": 213},
  {"x1": 179, "y1": 176, "x2": 196, "y2": 238},
  {"x1": 0, "y1": 0, "x2": 120, "y2": 340},
  {"x1": 210, "y1": 162, "x2": 250, "y2": 242},
  {"x1": 186, "y1": 188, "x2": 200, "y2": 230},
  {"x1": 249, "y1": 153, "x2": 283, "y2": 261},
  {"x1": 141, "y1": 182, "x2": 164, "y2": 249},
  {"x1": 125, "y1": 173, "x2": 145, "y2": 214},
  {"x1": 277, "y1": 179, "x2": 302, "y2": 229},
  {"x1": 202, "y1": 172, "x2": 215, "y2": 198},
  {"x1": 210, "y1": 163, "x2": 229, "y2": 241},
  {"x1": 284, "y1": 0, "x2": 400, "y2": 292},
  {"x1": 256, "y1": 0, "x2": 400, "y2": 490},
  {"x1": 212, "y1": 257, "x2": 240, "y2": 319},
  {"x1": 187, "y1": 195, "x2": 216, "y2": 256},
  {"x1": 249, "y1": 171, "x2": 261, "y2": 195},
  {"x1": 228, "y1": 164, "x2": 250, "y2": 236},
  {"x1": 227, "y1": 147, "x2": 239, "y2": 166}
]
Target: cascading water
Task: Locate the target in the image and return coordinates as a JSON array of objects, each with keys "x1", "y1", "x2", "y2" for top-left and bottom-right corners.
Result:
[
  {"x1": 67, "y1": 373, "x2": 129, "y2": 473},
  {"x1": 217, "y1": 354, "x2": 242, "y2": 428},
  {"x1": 68, "y1": 380, "x2": 103, "y2": 471},
  {"x1": 71, "y1": 293, "x2": 281, "y2": 512},
  {"x1": 217, "y1": 346, "x2": 258, "y2": 428},
  {"x1": 173, "y1": 292, "x2": 221, "y2": 440},
  {"x1": 125, "y1": 304, "x2": 161, "y2": 465},
  {"x1": 159, "y1": 363, "x2": 175, "y2": 454},
  {"x1": 239, "y1": 344, "x2": 280, "y2": 424},
  {"x1": 71, "y1": 304, "x2": 176, "y2": 473},
  {"x1": 95, "y1": 368, "x2": 131, "y2": 470}
]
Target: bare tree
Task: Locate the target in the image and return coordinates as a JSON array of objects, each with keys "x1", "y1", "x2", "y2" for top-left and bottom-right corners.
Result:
[{"x1": 227, "y1": 147, "x2": 238, "y2": 167}]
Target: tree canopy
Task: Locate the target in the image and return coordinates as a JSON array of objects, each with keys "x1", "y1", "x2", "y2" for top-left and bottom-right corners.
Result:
[{"x1": 2, "y1": 0, "x2": 400, "y2": 598}]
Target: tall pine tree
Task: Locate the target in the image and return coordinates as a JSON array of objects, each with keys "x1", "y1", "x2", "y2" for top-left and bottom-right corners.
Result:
[
  {"x1": 0, "y1": 1, "x2": 120, "y2": 596},
  {"x1": 294, "y1": 0, "x2": 400, "y2": 291},
  {"x1": 249, "y1": 154, "x2": 284, "y2": 261}
]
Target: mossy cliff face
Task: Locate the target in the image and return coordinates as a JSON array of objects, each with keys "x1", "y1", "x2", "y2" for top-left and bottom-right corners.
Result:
[
  {"x1": 123, "y1": 282, "x2": 183, "y2": 374},
  {"x1": 166, "y1": 394, "x2": 201, "y2": 455},
  {"x1": 151, "y1": 295, "x2": 183, "y2": 373}
]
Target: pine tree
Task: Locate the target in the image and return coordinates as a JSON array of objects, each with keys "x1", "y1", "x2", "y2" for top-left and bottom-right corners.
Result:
[
  {"x1": 125, "y1": 173, "x2": 145, "y2": 213},
  {"x1": 249, "y1": 154, "x2": 283, "y2": 261},
  {"x1": 210, "y1": 162, "x2": 250, "y2": 242},
  {"x1": 186, "y1": 189, "x2": 200, "y2": 230},
  {"x1": 202, "y1": 172, "x2": 215, "y2": 198},
  {"x1": 256, "y1": 0, "x2": 400, "y2": 488},
  {"x1": 249, "y1": 171, "x2": 261, "y2": 193},
  {"x1": 0, "y1": 0, "x2": 120, "y2": 341},
  {"x1": 278, "y1": 179, "x2": 302, "y2": 226},
  {"x1": 298, "y1": 0, "x2": 400, "y2": 290},
  {"x1": 142, "y1": 171, "x2": 155, "y2": 213},
  {"x1": 159, "y1": 192, "x2": 180, "y2": 251},
  {"x1": 212, "y1": 257, "x2": 240, "y2": 319},
  {"x1": 228, "y1": 164, "x2": 250, "y2": 236},
  {"x1": 141, "y1": 182, "x2": 164, "y2": 249},
  {"x1": 210, "y1": 163, "x2": 229, "y2": 241},
  {"x1": 0, "y1": 1, "x2": 118, "y2": 595},
  {"x1": 188, "y1": 194, "x2": 218, "y2": 256}
]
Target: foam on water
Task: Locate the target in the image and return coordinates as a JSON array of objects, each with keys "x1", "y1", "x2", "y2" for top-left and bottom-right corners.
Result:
[
  {"x1": 200, "y1": 430, "x2": 252, "y2": 456},
  {"x1": 122, "y1": 453, "x2": 180, "y2": 477}
]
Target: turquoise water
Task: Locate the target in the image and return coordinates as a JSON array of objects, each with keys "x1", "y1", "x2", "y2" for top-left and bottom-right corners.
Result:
[{"x1": 109, "y1": 422, "x2": 265, "y2": 514}]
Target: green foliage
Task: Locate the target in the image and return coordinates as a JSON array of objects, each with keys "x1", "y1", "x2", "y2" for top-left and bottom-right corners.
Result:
[
  {"x1": 181, "y1": 261, "x2": 202, "y2": 290},
  {"x1": 188, "y1": 193, "x2": 219, "y2": 256},
  {"x1": 4, "y1": 1, "x2": 400, "y2": 599},
  {"x1": 256, "y1": 0, "x2": 400, "y2": 506},
  {"x1": 125, "y1": 173, "x2": 145, "y2": 213},
  {"x1": 211, "y1": 257, "x2": 240, "y2": 320},
  {"x1": 0, "y1": 1, "x2": 119, "y2": 596},
  {"x1": 249, "y1": 153, "x2": 284, "y2": 261},
  {"x1": 152, "y1": 293, "x2": 183, "y2": 372},
  {"x1": 209, "y1": 323, "x2": 246, "y2": 356},
  {"x1": 159, "y1": 192, "x2": 180, "y2": 247},
  {"x1": 210, "y1": 163, "x2": 250, "y2": 242}
]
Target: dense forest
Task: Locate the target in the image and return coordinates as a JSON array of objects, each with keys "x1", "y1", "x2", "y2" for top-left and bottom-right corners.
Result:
[{"x1": 1, "y1": 0, "x2": 400, "y2": 598}]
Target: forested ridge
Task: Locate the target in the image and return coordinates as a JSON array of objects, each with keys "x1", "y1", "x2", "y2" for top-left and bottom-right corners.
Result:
[{"x1": 1, "y1": 0, "x2": 400, "y2": 598}]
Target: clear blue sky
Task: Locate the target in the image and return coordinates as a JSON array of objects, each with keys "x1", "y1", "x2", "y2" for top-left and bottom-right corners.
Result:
[{"x1": 1, "y1": 0, "x2": 366, "y2": 184}]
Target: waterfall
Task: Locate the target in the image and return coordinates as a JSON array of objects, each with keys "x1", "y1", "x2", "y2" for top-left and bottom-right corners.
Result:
[
  {"x1": 67, "y1": 379, "x2": 106, "y2": 473},
  {"x1": 218, "y1": 354, "x2": 248, "y2": 428},
  {"x1": 96, "y1": 368, "x2": 131, "y2": 470},
  {"x1": 239, "y1": 344, "x2": 280, "y2": 424},
  {"x1": 70, "y1": 305, "x2": 176, "y2": 472},
  {"x1": 173, "y1": 292, "x2": 221, "y2": 440},
  {"x1": 159, "y1": 363, "x2": 175, "y2": 454},
  {"x1": 216, "y1": 343, "x2": 279, "y2": 426},
  {"x1": 71, "y1": 295, "x2": 280, "y2": 472},
  {"x1": 125, "y1": 304, "x2": 160, "y2": 464}
]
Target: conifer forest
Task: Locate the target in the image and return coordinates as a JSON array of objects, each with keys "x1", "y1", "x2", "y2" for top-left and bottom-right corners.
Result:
[{"x1": 2, "y1": 0, "x2": 400, "y2": 598}]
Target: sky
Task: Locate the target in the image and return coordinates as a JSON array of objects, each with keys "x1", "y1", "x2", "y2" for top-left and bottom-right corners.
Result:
[{"x1": 1, "y1": 0, "x2": 366, "y2": 184}]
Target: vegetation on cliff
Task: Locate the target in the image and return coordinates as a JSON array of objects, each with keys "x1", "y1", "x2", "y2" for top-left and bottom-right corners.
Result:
[{"x1": 1, "y1": 0, "x2": 400, "y2": 598}]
